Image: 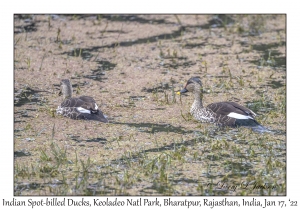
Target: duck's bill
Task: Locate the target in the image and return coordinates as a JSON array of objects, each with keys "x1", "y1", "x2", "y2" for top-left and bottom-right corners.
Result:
[{"x1": 179, "y1": 88, "x2": 188, "y2": 94}]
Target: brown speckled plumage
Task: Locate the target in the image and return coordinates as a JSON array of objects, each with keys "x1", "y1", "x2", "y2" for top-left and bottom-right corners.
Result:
[
  {"x1": 180, "y1": 77, "x2": 267, "y2": 130},
  {"x1": 56, "y1": 79, "x2": 108, "y2": 123}
]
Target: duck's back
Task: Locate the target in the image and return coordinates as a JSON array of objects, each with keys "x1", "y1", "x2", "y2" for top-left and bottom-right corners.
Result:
[
  {"x1": 61, "y1": 96, "x2": 97, "y2": 111},
  {"x1": 78, "y1": 96, "x2": 96, "y2": 104}
]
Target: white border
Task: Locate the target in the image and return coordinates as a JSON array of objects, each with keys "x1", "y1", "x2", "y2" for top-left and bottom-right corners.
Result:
[{"x1": 3, "y1": 1, "x2": 297, "y2": 209}]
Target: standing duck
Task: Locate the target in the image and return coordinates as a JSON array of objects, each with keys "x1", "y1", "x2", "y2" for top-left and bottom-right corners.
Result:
[
  {"x1": 56, "y1": 79, "x2": 108, "y2": 123},
  {"x1": 179, "y1": 76, "x2": 268, "y2": 132}
]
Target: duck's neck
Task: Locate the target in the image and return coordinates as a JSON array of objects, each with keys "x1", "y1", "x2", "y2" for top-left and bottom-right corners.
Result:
[
  {"x1": 193, "y1": 91, "x2": 204, "y2": 108},
  {"x1": 62, "y1": 84, "x2": 73, "y2": 99}
]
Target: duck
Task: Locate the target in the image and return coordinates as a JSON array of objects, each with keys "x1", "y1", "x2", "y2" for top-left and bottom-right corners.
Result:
[
  {"x1": 179, "y1": 76, "x2": 269, "y2": 132},
  {"x1": 56, "y1": 79, "x2": 108, "y2": 123}
]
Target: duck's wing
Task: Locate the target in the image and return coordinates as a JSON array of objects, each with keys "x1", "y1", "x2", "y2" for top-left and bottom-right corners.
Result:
[
  {"x1": 207, "y1": 102, "x2": 256, "y2": 120},
  {"x1": 78, "y1": 96, "x2": 99, "y2": 110},
  {"x1": 225, "y1": 102, "x2": 256, "y2": 118},
  {"x1": 60, "y1": 97, "x2": 108, "y2": 123},
  {"x1": 57, "y1": 105, "x2": 108, "y2": 122}
]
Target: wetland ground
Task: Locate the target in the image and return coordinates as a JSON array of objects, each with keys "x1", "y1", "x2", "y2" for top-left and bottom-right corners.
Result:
[{"x1": 14, "y1": 14, "x2": 286, "y2": 196}]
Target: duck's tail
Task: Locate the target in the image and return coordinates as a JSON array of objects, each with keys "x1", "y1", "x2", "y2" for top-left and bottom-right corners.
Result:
[
  {"x1": 251, "y1": 124, "x2": 273, "y2": 133},
  {"x1": 236, "y1": 119, "x2": 272, "y2": 133}
]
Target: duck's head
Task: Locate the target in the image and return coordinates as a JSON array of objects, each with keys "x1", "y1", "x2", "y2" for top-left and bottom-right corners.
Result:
[
  {"x1": 60, "y1": 79, "x2": 73, "y2": 99},
  {"x1": 179, "y1": 77, "x2": 203, "y2": 94}
]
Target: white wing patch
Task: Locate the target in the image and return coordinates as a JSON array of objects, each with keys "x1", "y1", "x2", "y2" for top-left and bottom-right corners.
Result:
[
  {"x1": 227, "y1": 112, "x2": 254, "y2": 120},
  {"x1": 250, "y1": 110, "x2": 257, "y2": 117},
  {"x1": 94, "y1": 103, "x2": 98, "y2": 110},
  {"x1": 76, "y1": 107, "x2": 91, "y2": 114}
]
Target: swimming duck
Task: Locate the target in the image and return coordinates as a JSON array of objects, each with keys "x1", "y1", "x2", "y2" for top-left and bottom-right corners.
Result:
[
  {"x1": 56, "y1": 79, "x2": 108, "y2": 123},
  {"x1": 179, "y1": 76, "x2": 268, "y2": 131}
]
